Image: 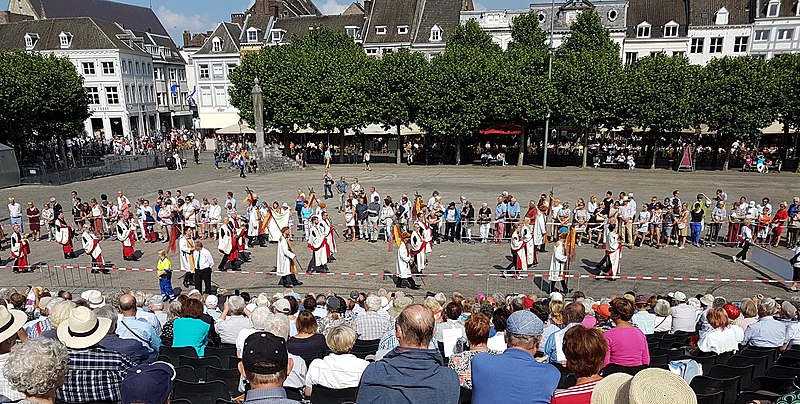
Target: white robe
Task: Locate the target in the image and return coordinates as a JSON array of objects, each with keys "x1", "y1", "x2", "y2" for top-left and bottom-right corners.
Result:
[
  {"x1": 218, "y1": 225, "x2": 233, "y2": 255},
  {"x1": 534, "y1": 212, "x2": 547, "y2": 246},
  {"x1": 307, "y1": 224, "x2": 327, "y2": 266},
  {"x1": 606, "y1": 231, "x2": 621, "y2": 276},
  {"x1": 409, "y1": 231, "x2": 426, "y2": 272},
  {"x1": 54, "y1": 218, "x2": 72, "y2": 246},
  {"x1": 267, "y1": 208, "x2": 291, "y2": 242},
  {"x1": 208, "y1": 205, "x2": 222, "y2": 224},
  {"x1": 178, "y1": 235, "x2": 194, "y2": 271},
  {"x1": 247, "y1": 207, "x2": 260, "y2": 237},
  {"x1": 521, "y1": 225, "x2": 535, "y2": 265},
  {"x1": 320, "y1": 219, "x2": 336, "y2": 255},
  {"x1": 549, "y1": 240, "x2": 567, "y2": 282},
  {"x1": 396, "y1": 243, "x2": 413, "y2": 278},
  {"x1": 276, "y1": 236, "x2": 295, "y2": 276},
  {"x1": 510, "y1": 231, "x2": 528, "y2": 271},
  {"x1": 420, "y1": 221, "x2": 433, "y2": 252},
  {"x1": 82, "y1": 232, "x2": 102, "y2": 259},
  {"x1": 116, "y1": 222, "x2": 133, "y2": 247},
  {"x1": 10, "y1": 233, "x2": 25, "y2": 258}
]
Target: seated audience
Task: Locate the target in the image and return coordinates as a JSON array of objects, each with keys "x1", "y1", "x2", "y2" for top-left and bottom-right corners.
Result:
[
  {"x1": 697, "y1": 307, "x2": 739, "y2": 354},
  {"x1": 305, "y1": 324, "x2": 370, "y2": 396},
  {"x1": 603, "y1": 297, "x2": 649, "y2": 367},
  {"x1": 743, "y1": 298, "x2": 786, "y2": 348},
  {"x1": 448, "y1": 313, "x2": 501, "y2": 389},
  {"x1": 5, "y1": 338, "x2": 69, "y2": 404},
  {"x1": 95, "y1": 305, "x2": 150, "y2": 364},
  {"x1": 552, "y1": 326, "x2": 608, "y2": 404},
  {"x1": 120, "y1": 361, "x2": 175, "y2": 404},
  {"x1": 238, "y1": 332, "x2": 300, "y2": 403},
  {"x1": 288, "y1": 311, "x2": 329, "y2": 367},
  {"x1": 172, "y1": 298, "x2": 211, "y2": 355}
]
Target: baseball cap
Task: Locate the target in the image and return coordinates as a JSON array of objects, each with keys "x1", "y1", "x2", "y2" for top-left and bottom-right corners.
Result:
[
  {"x1": 549, "y1": 292, "x2": 564, "y2": 302},
  {"x1": 120, "y1": 361, "x2": 175, "y2": 404},
  {"x1": 205, "y1": 295, "x2": 218, "y2": 307},
  {"x1": 506, "y1": 310, "x2": 544, "y2": 337},
  {"x1": 326, "y1": 296, "x2": 345, "y2": 313},
  {"x1": 241, "y1": 332, "x2": 288, "y2": 375},
  {"x1": 634, "y1": 295, "x2": 648, "y2": 305},
  {"x1": 273, "y1": 298, "x2": 290, "y2": 314},
  {"x1": 669, "y1": 291, "x2": 687, "y2": 302}
]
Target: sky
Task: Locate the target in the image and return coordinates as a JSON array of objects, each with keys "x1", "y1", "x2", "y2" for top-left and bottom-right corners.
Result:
[{"x1": 114, "y1": 0, "x2": 525, "y2": 45}]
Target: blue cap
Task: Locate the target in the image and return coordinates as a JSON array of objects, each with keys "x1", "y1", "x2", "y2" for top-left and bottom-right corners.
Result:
[
  {"x1": 507, "y1": 310, "x2": 544, "y2": 337},
  {"x1": 120, "y1": 361, "x2": 175, "y2": 404}
]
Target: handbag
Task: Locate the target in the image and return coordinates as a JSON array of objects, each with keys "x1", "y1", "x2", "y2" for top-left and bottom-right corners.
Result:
[{"x1": 677, "y1": 223, "x2": 686, "y2": 230}]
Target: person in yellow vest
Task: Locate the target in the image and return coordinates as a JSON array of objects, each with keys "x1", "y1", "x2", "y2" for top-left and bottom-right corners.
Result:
[{"x1": 157, "y1": 250, "x2": 175, "y2": 301}]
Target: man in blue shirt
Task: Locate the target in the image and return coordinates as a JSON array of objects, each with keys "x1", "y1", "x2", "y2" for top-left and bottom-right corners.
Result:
[
  {"x1": 117, "y1": 294, "x2": 161, "y2": 363},
  {"x1": 494, "y1": 197, "x2": 507, "y2": 242},
  {"x1": 543, "y1": 302, "x2": 585, "y2": 364},
  {"x1": 743, "y1": 298, "x2": 786, "y2": 348},
  {"x1": 472, "y1": 309, "x2": 560, "y2": 404}
]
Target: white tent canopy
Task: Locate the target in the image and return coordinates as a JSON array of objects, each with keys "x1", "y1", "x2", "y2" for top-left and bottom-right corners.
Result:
[{"x1": 216, "y1": 122, "x2": 256, "y2": 135}]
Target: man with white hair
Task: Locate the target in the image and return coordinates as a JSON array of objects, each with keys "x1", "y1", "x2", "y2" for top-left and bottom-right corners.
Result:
[
  {"x1": 132, "y1": 291, "x2": 161, "y2": 336},
  {"x1": 149, "y1": 296, "x2": 167, "y2": 326},
  {"x1": 743, "y1": 298, "x2": 786, "y2": 348},
  {"x1": 354, "y1": 295, "x2": 390, "y2": 341},
  {"x1": 205, "y1": 295, "x2": 221, "y2": 321},
  {"x1": 216, "y1": 295, "x2": 250, "y2": 345}
]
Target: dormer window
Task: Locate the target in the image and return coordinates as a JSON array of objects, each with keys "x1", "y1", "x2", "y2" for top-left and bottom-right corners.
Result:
[
  {"x1": 247, "y1": 28, "x2": 259, "y2": 43},
  {"x1": 59, "y1": 32, "x2": 72, "y2": 48},
  {"x1": 345, "y1": 26, "x2": 360, "y2": 39},
  {"x1": 24, "y1": 33, "x2": 38, "y2": 50},
  {"x1": 271, "y1": 30, "x2": 285, "y2": 43},
  {"x1": 607, "y1": 9, "x2": 618, "y2": 22},
  {"x1": 211, "y1": 37, "x2": 222, "y2": 52},
  {"x1": 376, "y1": 26, "x2": 387, "y2": 35},
  {"x1": 636, "y1": 22, "x2": 651, "y2": 38},
  {"x1": 715, "y1": 7, "x2": 729, "y2": 25},
  {"x1": 664, "y1": 21, "x2": 679, "y2": 38},
  {"x1": 430, "y1": 25, "x2": 443, "y2": 42},
  {"x1": 767, "y1": 1, "x2": 780, "y2": 17},
  {"x1": 537, "y1": 12, "x2": 546, "y2": 22},
  {"x1": 397, "y1": 25, "x2": 409, "y2": 35}
]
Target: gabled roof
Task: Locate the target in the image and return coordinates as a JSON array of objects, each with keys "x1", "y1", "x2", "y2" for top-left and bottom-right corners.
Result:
[
  {"x1": 755, "y1": 0, "x2": 799, "y2": 18},
  {"x1": 0, "y1": 16, "x2": 148, "y2": 54},
  {"x1": 413, "y1": 0, "x2": 461, "y2": 44},
  {"x1": 194, "y1": 22, "x2": 242, "y2": 55},
  {"x1": 364, "y1": 0, "x2": 416, "y2": 44},
  {"x1": 272, "y1": 13, "x2": 365, "y2": 44},
  {"x1": 143, "y1": 32, "x2": 185, "y2": 64},
  {"x1": 27, "y1": 0, "x2": 170, "y2": 37},
  {"x1": 342, "y1": 2, "x2": 364, "y2": 15},
  {"x1": 626, "y1": 0, "x2": 688, "y2": 38},
  {"x1": 688, "y1": 0, "x2": 752, "y2": 26}
]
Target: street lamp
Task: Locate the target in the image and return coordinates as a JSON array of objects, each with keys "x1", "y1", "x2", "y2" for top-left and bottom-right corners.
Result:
[{"x1": 543, "y1": 0, "x2": 556, "y2": 170}]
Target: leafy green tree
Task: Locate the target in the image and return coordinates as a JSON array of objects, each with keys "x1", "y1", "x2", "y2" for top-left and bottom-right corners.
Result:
[
  {"x1": 623, "y1": 55, "x2": 699, "y2": 169},
  {"x1": 697, "y1": 56, "x2": 777, "y2": 171},
  {"x1": 770, "y1": 54, "x2": 800, "y2": 168},
  {"x1": 0, "y1": 51, "x2": 89, "y2": 150},
  {"x1": 554, "y1": 9, "x2": 623, "y2": 167},
  {"x1": 496, "y1": 12, "x2": 553, "y2": 166},
  {"x1": 448, "y1": 19, "x2": 501, "y2": 52},
  {"x1": 368, "y1": 49, "x2": 427, "y2": 164}
]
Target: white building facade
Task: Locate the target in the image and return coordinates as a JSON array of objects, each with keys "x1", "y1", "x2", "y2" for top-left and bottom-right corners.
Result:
[
  {"x1": 189, "y1": 22, "x2": 242, "y2": 131},
  {"x1": 751, "y1": 0, "x2": 800, "y2": 59}
]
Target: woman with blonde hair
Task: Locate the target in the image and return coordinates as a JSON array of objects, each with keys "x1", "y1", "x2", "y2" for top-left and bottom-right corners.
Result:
[
  {"x1": 40, "y1": 300, "x2": 77, "y2": 340},
  {"x1": 304, "y1": 324, "x2": 369, "y2": 397},
  {"x1": 549, "y1": 299, "x2": 565, "y2": 328}
]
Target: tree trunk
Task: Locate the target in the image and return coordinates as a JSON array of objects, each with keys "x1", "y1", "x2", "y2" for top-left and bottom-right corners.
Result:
[
  {"x1": 339, "y1": 130, "x2": 345, "y2": 164},
  {"x1": 651, "y1": 137, "x2": 658, "y2": 170},
  {"x1": 516, "y1": 128, "x2": 526, "y2": 167},
  {"x1": 581, "y1": 128, "x2": 589, "y2": 168},
  {"x1": 455, "y1": 137, "x2": 462, "y2": 165},
  {"x1": 396, "y1": 125, "x2": 402, "y2": 165},
  {"x1": 722, "y1": 135, "x2": 732, "y2": 171}
]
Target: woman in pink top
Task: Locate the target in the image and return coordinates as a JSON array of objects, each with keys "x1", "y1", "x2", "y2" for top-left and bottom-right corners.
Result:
[
  {"x1": 603, "y1": 297, "x2": 650, "y2": 367},
  {"x1": 737, "y1": 299, "x2": 758, "y2": 331}
]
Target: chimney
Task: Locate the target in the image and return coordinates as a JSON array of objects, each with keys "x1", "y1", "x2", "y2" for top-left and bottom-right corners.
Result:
[
  {"x1": 231, "y1": 13, "x2": 245, "y2": 25},
  {"x1": 363, "y1": 0, "x2": 373, "y2": 17},
  {"x1": 182, "y1": 31, "x2": 192, "y2": 47}
]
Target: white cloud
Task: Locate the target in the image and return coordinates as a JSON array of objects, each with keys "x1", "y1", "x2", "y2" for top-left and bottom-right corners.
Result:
[
  {"x1": 155, "y1": 5, "x2": 211, "y2": 37},
  {"x1": 318, "y1": 0, "x2": 349, "y2": 15},
  {"x1": 473, "y1": 2, "x2": 488, "y2": 11}
]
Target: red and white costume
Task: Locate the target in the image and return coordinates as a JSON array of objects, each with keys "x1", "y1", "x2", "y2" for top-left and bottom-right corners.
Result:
[
  {"x1": 54, "y1": 217, "x2": 74, "y2": 257},
  {"x1": 10, "y1": 231, "x2": 30, "y2": 272},
  {"x1": 319, "y1": 215, "x2": 336, "y2": 258},
  {"x1": 231, "y1": 216, "x2": 246, "y2": 252},
  {"x1": 219, "y1": 222, "x2": 238, "y2": 262},
  {"x1": 510, "y1": 229, "x2": 528, "y2": 272},
  {"x1": 116, "y1": 220, "x2": 135, "y2": 259},
  {"x1": 606, "y1": 230, "x2": 621, "y2": 276},
  {"x1": 307, "y1": 222, "x2": 328, "y2": 267},
  {"x1": 419, "y1": 220, "x2": 433, "y2": 253},
  {"x1": 521, "y1": 224, "x2": 537, "y2": 265},
  {"x1": 409, "y1": 229, "x2": 426, "y2": 272},
  {"x1": 82, "y1": 229, "x2": 104, "y2": 267}
]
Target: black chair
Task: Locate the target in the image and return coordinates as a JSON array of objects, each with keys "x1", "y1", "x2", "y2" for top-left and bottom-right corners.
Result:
[
  {"x1": 310, "y1": 385, "x2": 359, "y2": 404},
  {"x1": 206, "y1": 345, "x2": 237, "y2": 360},
  {"x1": 174, "y1": 365, "x2": 199, "y2": 383},
  {"x1": 689, "y1": 375, "x2": 740, "y2": 404},
  {"x1": 696, "y1": 391, "x2": 725, "y2": 404},
  {"x1": 159, "y1": 346, "x2": 197, "y2": 366},
  {"x1": 228, "y1": 356, "x2": 241, "y2": 369},
  {"x1": 437, "y1": 341, "x2": 447, "y2": 361},
  {"x1": 727, "y1": 355, "x2": 769, "y2": 378},
  {"x1": 715, "y1": 351, "x2": 734, "y2": 365},
  {"x1": 179, "y1": 355, "x2": 222, "y2": 380},
  {"x1": 747, "y1": 375, "x2": 796, "y2": 395},
  {"x1": 458, "y1": 386, "x2": 472, "y2": 404},
  {"x1": 679, "y1": 354, "x2": 717, "y2": 370},
  {"x1": 172, "y1": 380, "x2": 231, "y2": 404},
  {"x1": 601, "y1": 364, "x2": 648, "y2": 376},
  {"x1": 285, "y1": 387, "x2": 304, "y2": 401},
  {"x1": 742, "y1": 346, "x2": 780, "y2": 364},
  {"x1": 649, "y1": 354, "x2": 670, "y2": 368},
  {"x1": 170, "y1": 400, "x2": 192, "y2": 404},
  {"x1": 351, "y1": 339, "x2": 380, "y2": 359},
  {"x1": 734, "y1": 390, "x2": 781, "y2": 404},
  {"x1": 768, "y1": 365, "x2": 800, "y2": 379},
  {"x1": 650, "y1": 347, "x2": 683, "y2": 361},
  {"x1": 557, "y1": 373, "x2": 576, "y2": 390},
  {"x1": 708, "y1": 365, "x2": 755, "y2": 393},
  {"x1": 205, "y1": 367, "x2": 241, "y2": 398},
  {"x1": 776, "y1": 355, "x2": 800, "y2": 368}
]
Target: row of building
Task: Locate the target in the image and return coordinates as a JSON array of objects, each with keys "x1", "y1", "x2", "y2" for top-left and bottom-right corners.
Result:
[{"x1": 0, "y1": 0, "x2": 797, "y2": 140}]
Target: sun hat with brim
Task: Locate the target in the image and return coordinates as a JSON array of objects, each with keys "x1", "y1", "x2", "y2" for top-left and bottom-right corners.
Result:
[
  {"x1": 256, "y1": 293, "x2": 271, "y2": 308},
  {"x1": 699, "y1": 294, "x2": 715, "y2": 307},
  {"x1": 58, "y1": 306, "x2": 112, "y2": 349},
  {"x1": 629, "y1": 368, "x2": 697, "y2": 404},
  {"x1": 590, "y1": 373, "x2": 632, "y2": 404},
  {"x1": 388, "y1": 296, "x2": 413, "y2": 317},
  {"x1": 0, "y1": 307, "x2": 27, "y2": 343},
  {"x1": 86, "y1": 290, "x2": 106, "y2": 309}
]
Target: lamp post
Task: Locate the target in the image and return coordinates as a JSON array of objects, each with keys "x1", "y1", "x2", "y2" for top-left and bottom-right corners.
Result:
[
  {"x1": 252, "y1": 78, "x2": 265, "y2": 159},
  {"x1": 543, "y1": 0, "x2": 556, "y2": 170}
]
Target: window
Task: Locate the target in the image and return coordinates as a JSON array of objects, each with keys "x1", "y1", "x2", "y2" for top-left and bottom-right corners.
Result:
[
  {"x1": 125, "y1": 85, "x2": 130, "y2": 102},
  {"x1": 690, "y1": 37, "x2": 705, "y2": 53},
  {"x1": 212, "y1": 64, "x2": 223, "y2": 79},
  {"x1": 147, "y1": 63, "x2": 151, "y2": 75},
  {"x1": 664, "y1": 22, "x2": 678, "y2": 38},
  {"x1": 227, "y1": 64, "x2": 237, "y2": 76},
  {"x1": 430, "y1": 26, "x2": 442, "y2": 42},
  {"x1": 376, "y1": 26, "x2": 387, "y2": 35},
  {"x1": 346, "y1": 27, "x2": 359, "y2": 38},
  {"x1": 171, "y1": 92, "x2": 179, "y2": 106},
  {"x1": 538, "y1": 12, "x2": 546, "y2": 22},
  {"x1": 179, "y1": 69, "x2": 186, "y2": 81},
  {"x1": 169, "y1": 68, "x2": 176, "y2": 81},
  {"x1": 778, "y1": 29, "x2": 794, "y2": 40},
  {"x1": 101, "y1": 61, "x2": 114, "y2": 74},
  {"x1": 154, "y1": 68, "x2": 163, "y2": 80},
  {"x1": 105, "y1": 86, "x2": 119, "y2": 105},
  {"x1": 200, "y1": 86, "x2": 212, "y2": 106},
  {"x1": 150, "y1": 86, "x2": 154, "y2": 103},
  {"x1": 214, "y1": 86, "x2": 227, "y2": 106},
  {"x1": 397, "y1": 25, "x2": 409, "y2": 35},
  {"x1": 733, "y1": 36, "x2": 748, "y2": 53},
  {"x1": 709, "y1": 37, "x2": 723, "y2": 53},
  {"x1": 649, "y1": 51, "x2": 663, "y2": 57},
  {"x1": 607, "y1": 9, "x2": 618, "y2": 21},
  {"x1": 199, "y1": 64, "x2": 209, "y2": 79},
  {"x1": 59, "y1": 32, "x2": 71, "y2": 48},
  {"x1": 212, "y1": 37, "x2": 222, "y2": 52},
  {"x1": 82, "y1": 62, "x2": 95, "y2": 75},
  {"x1": 271, "y1": 30, "x2": 284, "y2": 42},
  {"x1": 138, "y1": 86, "x2": 143, "y2": 104},
  {"x1": 673, "y1": 51, "x2": 686, "y2": 57},
  {"x1": 624, "y1": 52, "x2": 638, "y2": 65},
  {"x1": 157, "y1": 92, "x2": 167, "y2": 106},
  {"x1": 24, "y1": 33, "x2": 38, "y2": 50},
  {"x1": 247, "y1": 28, "x2": 259, "y2": 43},
  {"x1": 636, "y1": 22, "x2": 651, "y2": 38},
  {"x1": 365, "y1": 48, "x2": 378, "y2": 55},
  {"x1": 767, "y1": 1, "x2": 780, "y2": 17},
  {"x1": 755, "y1": 30, "x2": 770, "y2": 41},
  {"x1": 135, "y1": 62, "x2": 140, "y2": 75},
  {"x1": 86, "y1": 87, "x2": 100, "y2": 105},
  {"x1": 127, "y1": 60, "x2": 133, "y2": 74},
  {"x1": 180, "y1": 92, "x2": 187, "y2": 106},
  {"x1": 715, "y1": 7, "x2": 729, "y2": 25}
]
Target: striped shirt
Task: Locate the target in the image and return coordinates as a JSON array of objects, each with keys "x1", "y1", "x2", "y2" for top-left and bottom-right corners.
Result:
[{"x1": 551, "y1": 379, "x2": 601, "y2": 404}]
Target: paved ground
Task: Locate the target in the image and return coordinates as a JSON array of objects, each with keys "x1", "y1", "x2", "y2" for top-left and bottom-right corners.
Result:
[{"x1": 3, "y1": 153, "x2": 799, "y2": 302}]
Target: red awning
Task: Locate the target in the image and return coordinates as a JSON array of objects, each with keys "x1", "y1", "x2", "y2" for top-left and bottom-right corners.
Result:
[{"x1": 479, "y1": 124, "x2": 523, "y2": 136}]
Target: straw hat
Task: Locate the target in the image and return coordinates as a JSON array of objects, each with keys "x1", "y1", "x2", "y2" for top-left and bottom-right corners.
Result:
[
  {"x1": 388, "y1": 296, "x2": 413, "y2": 317},
  {"x1": 0, "y1": 307, "x2": 26, "y2": 343},
  {"x1": 86, "y1": 290, "x2": 106, "y2": 309},
  {"x1": 58, "y1": 306, "x2": 112, "y2": 349},
  {"x1": 591, "y1": 373, "x2": 632, "y2": 404},
  {"x1": 256, "y1": 293, "x2": 271, "y2": 308},
  {"x1": 629, "y1": 368, "x2": 697, "y2": 404}
]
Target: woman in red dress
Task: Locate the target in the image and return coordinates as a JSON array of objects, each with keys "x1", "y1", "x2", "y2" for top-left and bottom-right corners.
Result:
[
  {"x1": 772, "y1": 202, "x2": 790, "y2": 247},
  {"x1": 25, "y1": 202, "x2": 40, "y2": 241}
]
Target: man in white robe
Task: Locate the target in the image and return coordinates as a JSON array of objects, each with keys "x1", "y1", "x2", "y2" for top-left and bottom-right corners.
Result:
[
  {"x1": 82, "y1": 224, "x2": 107, "y2": 274},
  {"x1": 277, "y1": 226, "x2": 301, "y2": 287},
  {"x1": 395, "y1": 232, "x2": 419, "y2": 289},
  {"x1": 306, "y1": 216, "x2": 328, "y2": 273},
  {"x1": 549, "y1": 229, "x2": 570, "y2": 293}
]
